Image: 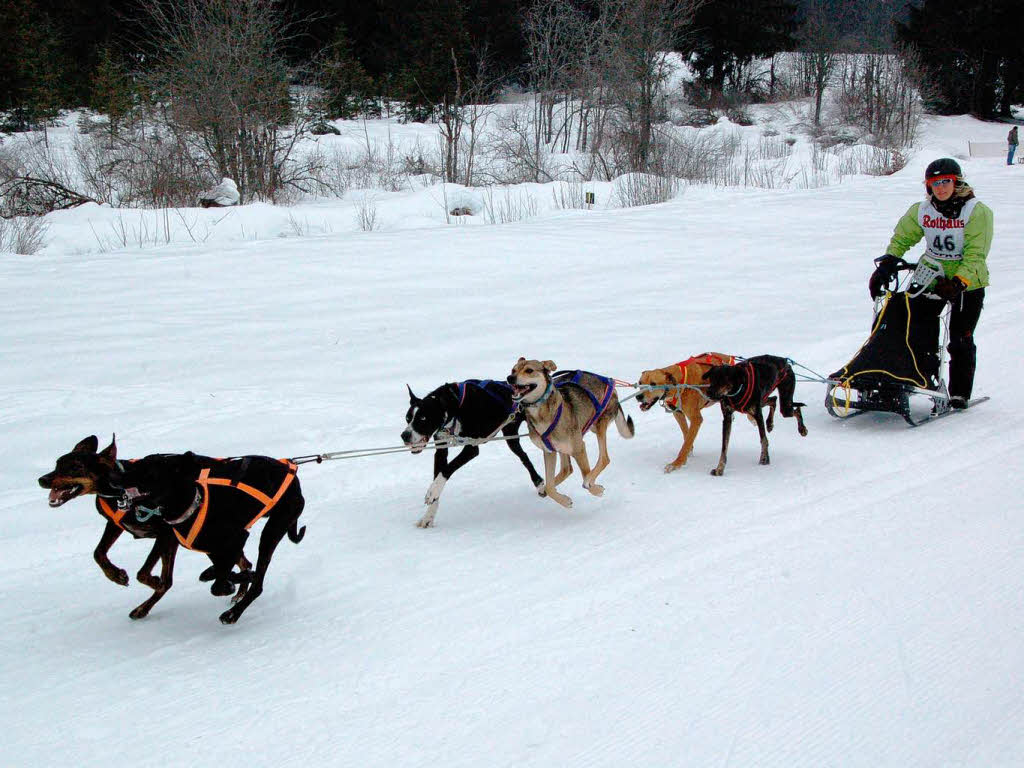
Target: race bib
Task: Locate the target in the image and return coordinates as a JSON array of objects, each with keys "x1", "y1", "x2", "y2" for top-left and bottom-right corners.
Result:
[{"x1": 918, "y1": 197, "x2": 978, "y2": 262}]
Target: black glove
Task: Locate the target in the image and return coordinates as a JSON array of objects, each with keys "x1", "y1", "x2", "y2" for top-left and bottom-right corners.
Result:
[
  {"x1": 868, "y1": 255, "x2": 901, "y2": 298},
  {"x1": 933, "y1": 276, "x2": 966, "y2": 301}
]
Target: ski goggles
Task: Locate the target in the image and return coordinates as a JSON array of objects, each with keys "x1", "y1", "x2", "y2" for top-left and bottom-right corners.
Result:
[{"x1": 926, "y1": 174, "x2": 958, "y2": 187}]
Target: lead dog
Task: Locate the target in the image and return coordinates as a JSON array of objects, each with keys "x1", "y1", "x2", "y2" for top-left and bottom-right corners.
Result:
[
  {"x1": 38, "y1": 435, "x2": 251, "y2": 619},
  {"x1": 507, "y1": 359, "x2": 634, "y2": 508},
  {"x1": 111, "y1": 452, "x2": 305, "y2": 624},
  {"x1": 636, "y1": 352, "x2": 736, "y2": 472},
  {"x1": 402, "y1": 379, "x2": 544, "y2": 528},
  {"x1": 701, "y1": 354, "x2": 808, "y2": 476}
]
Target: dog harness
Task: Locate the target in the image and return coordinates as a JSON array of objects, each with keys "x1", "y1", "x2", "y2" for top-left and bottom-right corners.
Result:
[
  {"x1": 97, "y1": 497, "x2": 129, "y2": 530},
  {"x1": 456, "y1": 379, "x2": 517, "y2": 415},
  {"x1": 664, "y1": 353, "x2": 735, "y2": 410},
  {"x1": 537, "y1": 371, "x2": 616, "y2": 451},
  {"x1": 722, "y1": 362, "x2": 789, "y2": 412},
  {"x1": 97, "y1": 458, "x2": 140, "y2": 531},
  {"x1": 171, "y1": 458, "x2": 298, "y2": 552}
]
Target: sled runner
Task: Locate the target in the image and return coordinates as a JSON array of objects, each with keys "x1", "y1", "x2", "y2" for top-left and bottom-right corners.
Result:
[{"x1": 825, "y1": 256, "x2": 988, "y2": 427}]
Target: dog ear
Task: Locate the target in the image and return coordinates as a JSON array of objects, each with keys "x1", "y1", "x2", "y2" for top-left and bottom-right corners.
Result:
[
  {"x1": 665, "y1": 371, "x2": 678, "y2": 384},
  {"x1": 407, "y1": 384, "x2": 419, "y2": 404},
  {"x1": 542, "y1": 360, "x2": 557, "y2": 372},
  {"x1": 99, "y1": 434, "x2": 117, "y2": 462},
  {"x1": 74, "y1": 435, "x2": 99, "y2": 454}
]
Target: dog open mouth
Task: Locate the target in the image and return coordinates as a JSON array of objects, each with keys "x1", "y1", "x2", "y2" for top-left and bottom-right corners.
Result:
[
  {"x1": 48, "y1": 484, "x2": 82, "y2": 507},
  {"x1": 638, "y1": 397, "x2": 659, "y2": 412},
  {"x1": 509, "y1": 382, "x2": 537, "y2": 401},
  {"x1": 402, "y1": 434, "x2": 429, "y2": 454}
]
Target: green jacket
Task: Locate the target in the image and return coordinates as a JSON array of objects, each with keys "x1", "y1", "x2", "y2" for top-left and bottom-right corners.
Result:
[{"x1": 886, "y1": 200, "x2": 993, "y2": 289}]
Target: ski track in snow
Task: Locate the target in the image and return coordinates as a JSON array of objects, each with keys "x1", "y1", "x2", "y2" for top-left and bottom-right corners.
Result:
[{"x1": 3, "y1": 119, "x2": 1024, "y2": 767}]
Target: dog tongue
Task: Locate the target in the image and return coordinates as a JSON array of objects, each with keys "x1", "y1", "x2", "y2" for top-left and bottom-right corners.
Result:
[{"x1": 49, "y1": 488, "x2": 64, "y2": 505}]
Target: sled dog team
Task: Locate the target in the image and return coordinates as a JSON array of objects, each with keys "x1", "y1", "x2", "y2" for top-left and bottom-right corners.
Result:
[{"x1": 39, "y1": 353, "x2": 806, "y2": 624}]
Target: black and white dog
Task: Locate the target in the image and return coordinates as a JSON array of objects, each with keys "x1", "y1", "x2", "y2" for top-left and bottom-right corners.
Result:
[{"x1": 401, "y1": 379, "x2": 544, "y2": 527}]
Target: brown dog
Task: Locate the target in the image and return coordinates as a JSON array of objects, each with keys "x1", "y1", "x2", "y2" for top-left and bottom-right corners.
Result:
[
  {"x1": 636, "y1": 352, "x2": 735, "y2": 472},
  {"x1": 507, "y1": 359, "x2": 634, "y2": 508}
]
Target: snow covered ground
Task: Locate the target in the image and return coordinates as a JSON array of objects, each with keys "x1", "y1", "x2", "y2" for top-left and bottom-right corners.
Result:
[{"x1": 3, "y1": 113, "x2": 1023, "y2": 767}]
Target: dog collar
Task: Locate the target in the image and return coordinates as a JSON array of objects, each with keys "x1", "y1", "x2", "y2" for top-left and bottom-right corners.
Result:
[{"x1": 524, "y1": 380, "x2": 554, "y2": 407}]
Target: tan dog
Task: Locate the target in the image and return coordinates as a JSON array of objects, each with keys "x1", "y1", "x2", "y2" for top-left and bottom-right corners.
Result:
[
  {"x1": 636, "y1": 353, "x2": 735, "y2": 472},
  {"x1": 507, "y1": 359, "x2": 634, "y2": 508}
]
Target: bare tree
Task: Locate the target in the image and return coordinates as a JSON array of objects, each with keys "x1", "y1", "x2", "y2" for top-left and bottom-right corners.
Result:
[
  {"x1": 598, "y1": 0, "x2": 703, "y2": 171},
  {"x1": 142, "y1": 0, "x2": 312, "y2": 201},
  {"x1": 836, "y1": 49, "x2": 922, "y2": 147},
  {"x1": 798, "y1": 0, "x2": 839, "y2": 127},
  {"x1": 435, "y1": 48, "x2": 497, "y2": 185}
]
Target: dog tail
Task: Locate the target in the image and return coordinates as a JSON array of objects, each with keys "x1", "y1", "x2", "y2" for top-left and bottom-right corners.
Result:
[
  {"x1": 288, "y1": 522, "x2": 306, "y2": 544},
  {"x1": 615, "y1": 406, "x2": 635, "y2": 439}
]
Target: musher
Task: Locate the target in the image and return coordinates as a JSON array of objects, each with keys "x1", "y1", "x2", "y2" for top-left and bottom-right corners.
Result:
[{"x1": 868, "y1": 158, "x2": 993, "y2": 409}]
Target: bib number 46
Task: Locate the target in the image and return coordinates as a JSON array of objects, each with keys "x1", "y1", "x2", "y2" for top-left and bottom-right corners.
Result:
[{"x1": 933, "y1": 234, "x2": 956, "y2": 252}]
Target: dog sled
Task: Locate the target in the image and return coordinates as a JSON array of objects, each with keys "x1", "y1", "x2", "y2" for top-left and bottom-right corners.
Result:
[{"x1": 825, "y1": 256, "x2": 988, "y2": 427}]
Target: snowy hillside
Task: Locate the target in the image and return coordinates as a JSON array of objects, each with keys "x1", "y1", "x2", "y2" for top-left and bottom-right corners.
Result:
[{"x1": 3, "y1": 113, "x2": 1023, "y2": 767}]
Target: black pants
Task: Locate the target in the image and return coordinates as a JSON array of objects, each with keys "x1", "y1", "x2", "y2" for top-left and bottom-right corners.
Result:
[{"x1": 948, "y1": 288, "x2": 985, "y2": 400}]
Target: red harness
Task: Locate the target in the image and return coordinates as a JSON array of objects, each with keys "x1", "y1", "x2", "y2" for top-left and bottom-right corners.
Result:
[
  {"x1": 664, "y1": 353, "x2": 735, "y2": 410},
  {"x1": 725, "y1": 363, "x2": 789, "y2": 411}
]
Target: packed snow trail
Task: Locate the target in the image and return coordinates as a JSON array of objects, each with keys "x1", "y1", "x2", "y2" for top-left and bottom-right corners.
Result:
[{"x1": 2, "y1": 122, "x2": 1023, "y2": 767}]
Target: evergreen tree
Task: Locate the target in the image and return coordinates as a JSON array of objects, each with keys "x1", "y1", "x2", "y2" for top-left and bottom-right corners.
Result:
[
  {"x1": 316, "y1": 26, "x2": 378, "y2": 120},
  {"x1": 685, "y1": 0, "x2": 799, "y2": 100},
  {"x1": 89, "y1": 47, "x2": 135, "y2": 134},
  {"x1": 1, "y1": 3, "x2": 65, "y2": 129},
  {"x1": 389, "y1": 0, "x2": 472, "y2": 121},
  {"x1": 898, "y1": 0, "x2": 1021, "y2": 117}
]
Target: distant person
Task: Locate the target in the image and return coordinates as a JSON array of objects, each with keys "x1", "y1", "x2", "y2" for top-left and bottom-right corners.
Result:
[
  {"x1": 869, "y1": 158, "x2": 993, "y2": 408},
  {"x1": 1009, "y1": 126, "x2": 1019, "y2": 165}
]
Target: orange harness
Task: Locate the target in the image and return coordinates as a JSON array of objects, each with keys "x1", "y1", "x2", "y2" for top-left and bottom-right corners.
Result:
[
  {"x1": 173, "y1": 459, "x2": 298, "y2": 552},
  {"x1": 665, "y1": 353, "x2": 736, "y2": 410},
  {"x1": 98, "y1": 497, "x2": 129, "y2": 530}
]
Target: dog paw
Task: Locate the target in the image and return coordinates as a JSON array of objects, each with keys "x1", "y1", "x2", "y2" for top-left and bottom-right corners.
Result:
[
  {"x1": 129, "y1": 606, "x2": 151, "y2": 620},
  {"x1": 106, "y1": 568, "x2": 129, "y2": 586},
  {"x1": 137, "y1": 574, "x2": 163, "y2": 590},
  {"x1": 799, "y1": 426, "x2": 808, "y2": 437},
  {"x1": 664, "y1": 462, "x2": 681, "y2": 473},
  {"x1": 198, "y1": 565, "x2": 216, "y2": 582},
  {"x1": 759, "y1": 457, "x2": 770, "y2": 465},
  {"x1": 417, "y1": 502, "x2": 438, "y2": 528},
  {"x1": 710, "y1": 468, "x2": 724, "y2": 477},
  {"x1": 534, "y1": 479, "x2": 546, "y2": 496},
  {"x1": 219, "y1": 608, "x2": 239, "y2": 625},
  {"x1": 210, "y1": 579, "x2": 236, "y2": 597},
  {"x1": 551, "y1": 494, "x2": 573, "y2": 509},
  {"x1": 586, "y1": 484, "x2": 604, "y2": 497}
]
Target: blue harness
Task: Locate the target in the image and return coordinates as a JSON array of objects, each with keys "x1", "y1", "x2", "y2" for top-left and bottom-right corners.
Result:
[
  {"x1": 538, "y1": 371, "x2": 616, "y2": 451},
  {"x1": 456, "y1": 379, "x2": 517, "y2": 416}
]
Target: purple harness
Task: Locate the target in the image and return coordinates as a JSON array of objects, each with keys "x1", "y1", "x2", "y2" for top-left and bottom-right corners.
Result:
[{"x1": 539, "y1": 371, "x2": 616, "y2": 451}]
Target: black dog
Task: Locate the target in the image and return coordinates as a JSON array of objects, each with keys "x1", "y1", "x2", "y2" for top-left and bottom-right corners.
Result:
[
  {"x1": 38, "y1": 435, "x2": 252, "y2": 619},
  {"x1": 402, "y1": 379, "x2": 544, "y2": 527},
  {"x1": 112, "y1": 452, "x2": 305, "y2": 624},
  {"x1": 702, "y1": 355, "x2": 808, "y2": 476}
]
